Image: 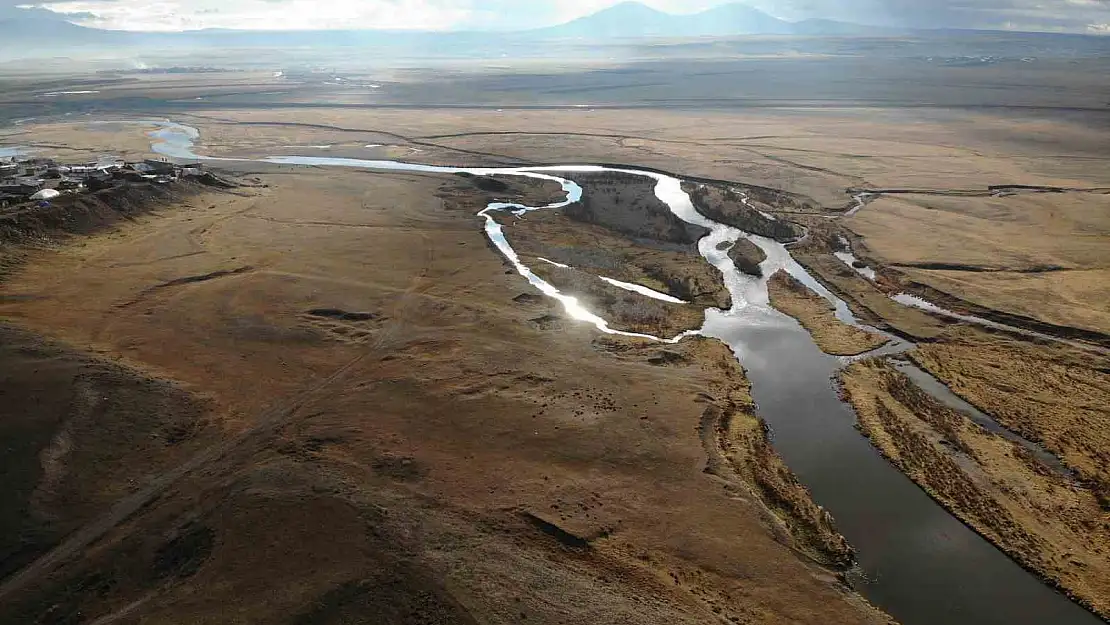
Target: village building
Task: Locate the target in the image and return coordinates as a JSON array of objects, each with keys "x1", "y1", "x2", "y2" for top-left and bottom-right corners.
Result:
[{"x1": 0, "y1": 153, "x2": 217, "y2": 209}]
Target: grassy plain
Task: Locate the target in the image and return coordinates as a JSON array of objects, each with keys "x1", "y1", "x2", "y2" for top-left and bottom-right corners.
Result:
[
  {"x1": 847, "y1": 192, "x2": 1110, "y2": 336},
  {"x1": 2, "y1": 54, "x2": 1110, "y2": 622}
]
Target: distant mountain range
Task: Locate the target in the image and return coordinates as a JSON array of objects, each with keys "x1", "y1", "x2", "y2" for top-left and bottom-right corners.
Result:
[
  {"x1": 0, "y1": 1, "x2": 880, "y2": 52},
  {"x1": 536, "y1": 2, "x2": 874, "y2": 38},
  {"x1": 1, "y1": 1, "x2": 1105, "y2": 60}
]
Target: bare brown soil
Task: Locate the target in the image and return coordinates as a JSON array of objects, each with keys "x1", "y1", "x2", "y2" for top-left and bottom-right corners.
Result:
[
  {"x1": 0, "y1": 324, "x2": 214, "y2": 582},
  {"x1": 0, "y1": 180, "x2": 224, "y2": 277},
  {"x1": 841, "y1": 357, "x2": 1110, "y2": 617},
  {"x1": 0, "y1": 165, "x2": 887, "y2": 624},
  {"x1": 767, "y1": 271, "x2": 889, "y2": 357}
]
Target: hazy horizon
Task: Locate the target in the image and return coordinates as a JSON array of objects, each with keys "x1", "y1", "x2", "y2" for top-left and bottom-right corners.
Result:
[{"x1": 4, "y1": 0, "x2": 1110, "y2": 35}]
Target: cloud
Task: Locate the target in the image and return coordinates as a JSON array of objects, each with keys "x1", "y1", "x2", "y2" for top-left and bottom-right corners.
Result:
[
  {"x1": 1, "y1": 0, "x2": 69, "y2": 18},
  {"x1": 21, "y1": 0, "x2": 477, "y2": 30},
  {"x1": 13, "y1": 0, "x2": 1110, "y2": 33}
]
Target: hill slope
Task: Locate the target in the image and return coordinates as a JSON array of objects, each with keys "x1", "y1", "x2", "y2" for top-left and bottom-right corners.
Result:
[{"x1": 537, "y1": 2, "x2": 873, "y2": 38}]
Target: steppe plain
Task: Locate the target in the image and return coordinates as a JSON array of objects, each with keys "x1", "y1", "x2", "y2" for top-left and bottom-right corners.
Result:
[{"x1": 1, "y1": 51, "x2": 1109, "y2": 624}]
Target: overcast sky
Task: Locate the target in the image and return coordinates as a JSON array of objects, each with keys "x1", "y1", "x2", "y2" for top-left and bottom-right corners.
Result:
[{"x1": 8, "y1": 0, "x2": 1110, "y2": 33}]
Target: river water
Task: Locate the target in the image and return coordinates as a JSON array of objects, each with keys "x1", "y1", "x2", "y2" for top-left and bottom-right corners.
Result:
[{"x1": 142, "y1": 120, "x2": 1099, "y2": 625}]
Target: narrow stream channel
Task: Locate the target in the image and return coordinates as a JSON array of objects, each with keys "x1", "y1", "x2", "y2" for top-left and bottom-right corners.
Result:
[
  {"x1": 130, "y1": 120, "x2": 1103, "y2": 625},
  {"x1": 833, "y1": 236, "x2": 1107, "y2": 356},
  {"x1": 889, "y1": 359, "x2": 1071, "y2": 475}
]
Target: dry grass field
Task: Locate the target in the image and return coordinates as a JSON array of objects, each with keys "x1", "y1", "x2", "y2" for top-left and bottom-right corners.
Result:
[
  {"x1": 847, "y1": 192, "x2": 1110, "y2": 336},
  {"x1": 766, "y1": 271, "x2": 889, "y2": 356}
]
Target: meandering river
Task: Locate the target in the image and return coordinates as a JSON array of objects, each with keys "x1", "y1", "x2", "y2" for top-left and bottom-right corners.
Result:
[{"x1": 143, "y1": 120, "x2": 1099, "y2": 625}]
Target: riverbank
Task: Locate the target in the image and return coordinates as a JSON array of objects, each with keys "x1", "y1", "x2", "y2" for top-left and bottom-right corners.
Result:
[
  {"x1": 841, "y1": 355, "x2": 1110, "y2": 617},
  {"x1": 695, "y1": 337, "x2": 857, "y2": 568},
  {"x1": 767, "y1": 271, "x2": 889, "y2": 356},
  {"x1": 909, "y1": 333, "x2": 1110, "y2": 507},
  {"x1": 493, "y1": 172, "x2": 731, "y2": 338}
]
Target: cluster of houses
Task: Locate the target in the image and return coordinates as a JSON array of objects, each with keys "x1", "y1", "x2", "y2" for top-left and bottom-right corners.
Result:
[{"x1": 0, "y1": 155, "x2": 207, "y2": 209}]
